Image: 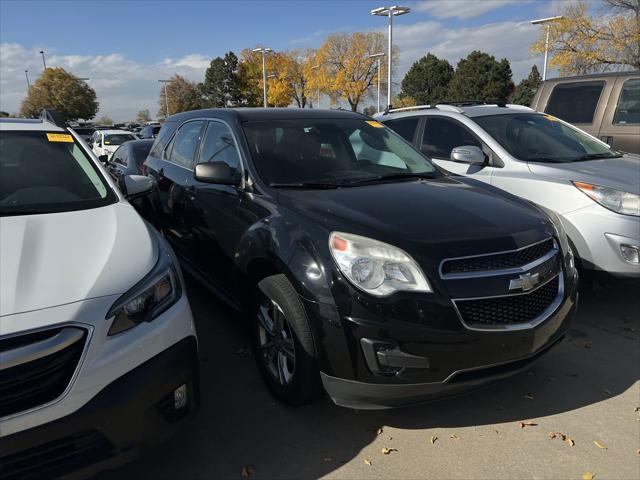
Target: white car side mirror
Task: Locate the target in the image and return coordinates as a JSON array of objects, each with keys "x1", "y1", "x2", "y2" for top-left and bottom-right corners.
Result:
[
  {"x1": 123, "y1": 175, "x2": 153, "y2": 199},
  {"x1": 450, "y1": 145, "x2": 486, "y2": 165}
]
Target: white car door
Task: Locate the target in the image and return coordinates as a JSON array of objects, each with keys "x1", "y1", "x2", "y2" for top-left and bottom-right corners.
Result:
[{"x1": 419, "y1": 116, "x2": 494, "y2": 183}]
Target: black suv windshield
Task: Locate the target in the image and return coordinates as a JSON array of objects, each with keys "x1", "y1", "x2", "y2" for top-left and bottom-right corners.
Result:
[
  {"x1": 0, "y1": 130, "x2": 116, "y2": 216},
  {"x1": 242, "y1": 118, "x2": 438, "y2": 186},
  {"x1": 474, "y1": 113, "x2": 620, "y2": 163}
]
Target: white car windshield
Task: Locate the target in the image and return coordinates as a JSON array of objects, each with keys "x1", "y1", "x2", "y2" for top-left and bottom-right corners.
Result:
[
  {"x1": 474, "y1": 113, "x2": 621, "y2": 163},
  {"x1": 104, "y1": 133, "x2": 136, "y2": 146},
  {"x1": 0, "y1": 130, "x2": 116, "y2": 216}
]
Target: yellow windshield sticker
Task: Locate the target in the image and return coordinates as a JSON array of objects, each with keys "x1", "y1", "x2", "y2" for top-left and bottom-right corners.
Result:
[
  {"x1": 366, "y1": 120, "x2": 385, "y2": 128},
  {"x1": 544, "y1": 114, "x2": 559, "y2": 122},
  {"x1": 46, "y1": 133, "x2": 74, "y2": 143}
]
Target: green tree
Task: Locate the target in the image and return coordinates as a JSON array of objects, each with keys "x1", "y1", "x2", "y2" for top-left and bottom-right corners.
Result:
[
  {"x1": 400, "y1": 53, "x2": 453, "y2": 105},
  {"x1": 510, "y1": 65, "x2": 542, "y2": 106},
  {"x1": 157, "y1": 74, "x2": 203, "y2": 117},
  {"x1": 136, "y1": 109, "x2": 152, "y2": 124},
  {"x1": 19, "y1": 67, "x2": 99, "y2": 121},
  {"x1": 448, "y1": 51, "x2": 514, "y2": 102},
  {"x1": 202, "y1": 51, "x2": 243, "y2": 107},
  {"x1": 0, "y1": 111, "x2": 10, "y2": 118}
]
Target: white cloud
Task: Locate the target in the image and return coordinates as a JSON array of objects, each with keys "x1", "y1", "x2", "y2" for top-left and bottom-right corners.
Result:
[
  {"x1": 0, "y1": 43, "x2": 210, "y2": 121},
  {"x1": 415, "y1": 0, "x2": 529, "y2": 20}
]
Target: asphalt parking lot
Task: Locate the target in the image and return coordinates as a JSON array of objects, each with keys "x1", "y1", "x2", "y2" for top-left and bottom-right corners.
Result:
[{"x1": 98, "y1": 277, "x2": 640, "y2": 480}]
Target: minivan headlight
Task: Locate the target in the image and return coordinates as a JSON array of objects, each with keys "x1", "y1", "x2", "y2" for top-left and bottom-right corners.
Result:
[
  {"x1": 329, "y1": 232, "x2": 431, "y2": 297},
  {"x1": 106, "y1": 245, "x2": 181, "y2": 335},
  {"x1": 574, "y1": 181, "x2": 640, "y2": 216}
]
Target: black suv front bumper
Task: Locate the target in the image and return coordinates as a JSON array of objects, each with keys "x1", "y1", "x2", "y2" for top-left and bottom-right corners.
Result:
[{"x1": 0, "y1": 336, "x2": 199, "y2": 480}]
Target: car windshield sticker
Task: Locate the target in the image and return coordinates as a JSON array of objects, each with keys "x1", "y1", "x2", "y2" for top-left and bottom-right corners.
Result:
[
  {"x1": 366, "y1": 120, "x2": 385, "y2": 128},
  {"x1": 46, "y1": 133, "x2": 74, "y2": 143}
]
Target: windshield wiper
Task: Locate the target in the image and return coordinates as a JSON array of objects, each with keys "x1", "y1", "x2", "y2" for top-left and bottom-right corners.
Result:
[
  {"x1": 342, "y1": 172, "x2": 440, "y2": 185},
  {"x1": 269, "y1": 181, "x2": 341, "y2": 189},
  {"x1": 571, "y1": 153, "x2": 624, "y2": 161},
  {"x1": 0, "y1": 209, "x2": 52, "y2": 217}
]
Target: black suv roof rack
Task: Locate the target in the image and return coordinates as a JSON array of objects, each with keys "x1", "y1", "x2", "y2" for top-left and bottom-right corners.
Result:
[{"x1": 40, "y1": 109, "x2": 67, "y2": 128}]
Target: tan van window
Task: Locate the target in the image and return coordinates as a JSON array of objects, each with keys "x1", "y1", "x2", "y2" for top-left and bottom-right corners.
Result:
[
  {"x1": 613, "y1": 79, "x2": 640, "y2": 125},
  {"x1": 546, "y1": 81, "x2": 605, "y2": 124}
]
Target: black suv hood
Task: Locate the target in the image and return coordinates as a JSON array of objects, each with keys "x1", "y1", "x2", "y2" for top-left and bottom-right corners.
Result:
[{"x1": 277, "y1": 177, "x2": 554, "y2": 261}]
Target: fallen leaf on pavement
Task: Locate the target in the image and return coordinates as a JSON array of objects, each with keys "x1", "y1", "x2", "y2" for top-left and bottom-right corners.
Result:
[
  {"x1": 523, "y1": 393, "x2": 535, "y2": 400},
  {"x1": 241, "y1": 466, "x2": 254, "y2": 478},
  {"x1": 548, "y1": 431, "x2": 563, "y2": 439},
  {"x1": 593, "y1": 440, "x2": 608, "y2": 450},
  {"x1": 518, "y1": 421, "x2": 538, "y2": 428},
  {"x1": 363, "y1": 459, "x2": 372, "y2": 466},
  {"x1": 430, "y1": 434, "x2": 438, "y2": 444},
  {"x1": 376, "y1": 427, "x2": 384, "y2": 435},
  {"x1": 582, "y1": 472, "x2": 595, "y2": 480},
  {"x1": 381, "y1": 447, "x2": 397, "y2": 455},
  {"x1": 634, "y1": 406, "x2": 639, "y2": 413},
  {"x1": 637, "y1": 448, "x2": 639, "y2": 456},
  {"x1": 450, "y1": 434, "x2": 460, "y2": 440},
  {"x1": 565, "y1": 436, "x2": 575, "y2": 447}
]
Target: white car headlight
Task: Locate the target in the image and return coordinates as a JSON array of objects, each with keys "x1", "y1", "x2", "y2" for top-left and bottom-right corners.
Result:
[
  {"x1": 329, "y1": 232, "x2": 431, "y2": 297},
  {"x1": 574, "y1": 181, "x2": 640, "y2": 216}
]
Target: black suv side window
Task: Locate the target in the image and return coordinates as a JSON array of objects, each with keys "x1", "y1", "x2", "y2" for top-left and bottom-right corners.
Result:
[
  {"x1": 384, "y1": 117, "x2": 419, "y2": 143},
  {"x1": 198, "y1": 121, "x2": 240, "y2": 172},
  {"x1": 168, "y1": 121, "x2": 204, "y2": 169},
  {"x1": 421, "y1": 117, "x2": 481, "y2": 159},
  {"x1": 545, "y1": 81, "x2": 605, "y2": 124}
]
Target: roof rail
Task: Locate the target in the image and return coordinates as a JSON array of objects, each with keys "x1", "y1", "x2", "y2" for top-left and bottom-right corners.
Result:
[
  {"x1": 40, "y1": 109, "x2": 66, "y2": 128},
  {"x1": 434, "y1": 104, "x2": 464, "y2": 113},
  {"x1": 385, "y1": 105, "x2": 435, "y2": 114}
]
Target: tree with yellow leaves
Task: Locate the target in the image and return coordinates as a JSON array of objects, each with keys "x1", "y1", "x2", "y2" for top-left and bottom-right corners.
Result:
[
  {"x1": 531, "y1": 0, "x2": 640, "y2": 76},
  {"x1": 314, "y1": 32, "x2": 390, "y2": 111}
]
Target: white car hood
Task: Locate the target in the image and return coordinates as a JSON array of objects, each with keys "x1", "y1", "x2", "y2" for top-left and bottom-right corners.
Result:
[
  {"x1": 0, "y1": 203, "x2": 158, "y2": 317},
  {"x1": 528, "y1": 154, "x2": 640, "y2": 194}
]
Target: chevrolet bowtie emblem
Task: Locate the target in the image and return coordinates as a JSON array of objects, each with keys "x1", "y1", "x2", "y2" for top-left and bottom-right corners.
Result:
[{"x1": 509, "y1": 272, "x2": 540, "y2": 292}]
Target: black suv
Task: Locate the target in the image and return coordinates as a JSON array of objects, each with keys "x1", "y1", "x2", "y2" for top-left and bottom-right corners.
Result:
[{"x1": 142, "y1": 108, "x2": 579, "y2": 409}]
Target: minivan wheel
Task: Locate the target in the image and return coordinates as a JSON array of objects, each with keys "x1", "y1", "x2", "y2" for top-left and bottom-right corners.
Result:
[{"x1": 253, "y1": 274, "x2": 322, "y2": 406}]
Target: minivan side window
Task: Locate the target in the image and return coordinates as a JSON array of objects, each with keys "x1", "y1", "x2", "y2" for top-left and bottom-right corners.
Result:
[
  {"x1": 613, "y1": 79, "x2": 640, "y2": 125},
  {"x1": 421, "y1": 117, "x2": 482, "y2": 159},
  {"x1": 169, "y1": 121, "x2": 204, "y2": 169},
  {"x1": 384, "y1": 117, "x2": 419, "y2": 143},
  {"x1": 198, "y1": 121, "x2": 241, "y2": 172},
  {"x1": 545, "y1": 81, "x2": 605, "y2": 124}
]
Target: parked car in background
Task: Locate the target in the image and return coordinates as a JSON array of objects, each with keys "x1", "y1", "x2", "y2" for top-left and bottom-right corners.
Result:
[
  {"x1": 69, "y1": 125, "x2": 95, "y2": 143},
  {"x1": 90, "y1": 129, "x2": 138, "y2": 160},
  {"x1": 139, "y1": 124, "x2": 162, "y2": 139},
  {"x1": 142, "y1": 108, "x2": 578, "y2": 409},
  {"x1": 380, "y1": 103, "x2": 640, "y2": 279},
  {"x1": 107, "y1": 138, "x2": 154, "y2": 180},
  {"x1": 531, "y1": 71, "x2": 640, "y2": 154},
  {"x1": 0, "y1": 111, "x2": 198, "y2": 479}
]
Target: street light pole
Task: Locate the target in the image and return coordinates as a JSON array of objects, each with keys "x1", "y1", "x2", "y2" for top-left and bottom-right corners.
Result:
[
  {"x1": 158, "y1": 80, "x2": 172, "y2": 117},
  {"x1": 25, "y1": 70, "x2": 30, "y2": 90},
  {"x1": 369, "y1": 53, "x2": 385, "y2": 113},
  {"x1": 371, "y1": 6, "x2": 410, "y2": 111},
  {"x1": 39, "y1": 50, "x2": 47, "y2": 70},
  {"x1": 311, "y1": 64, "x2": 320, "y2": 109},
  {"x1": 530, "y1": 15, "x2": 563, "y2": 81},
  {"x1": 252, "y1": 47, "x2": 273, "y2": 108}
]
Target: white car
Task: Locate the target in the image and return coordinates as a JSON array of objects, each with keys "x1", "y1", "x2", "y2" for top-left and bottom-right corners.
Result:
[
  {"x1": 90, "y1": 129, "x2": 138, "y2": 160},
  {"x1": 380, "y1": 104, "x2": 640, "y2": 279},
  {"x1": 0, "y1": 111, "x2": 198, "y2": 478}
]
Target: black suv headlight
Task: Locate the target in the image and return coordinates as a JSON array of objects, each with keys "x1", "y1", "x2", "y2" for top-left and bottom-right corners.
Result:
[{"x1": 106, "y1": 242, "x2": 182, "y2": 335}]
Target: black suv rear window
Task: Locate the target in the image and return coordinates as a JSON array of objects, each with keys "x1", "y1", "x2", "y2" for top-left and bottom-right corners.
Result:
[{"x1": 545, "y1": 81, "x2": 604, "y2": 124}]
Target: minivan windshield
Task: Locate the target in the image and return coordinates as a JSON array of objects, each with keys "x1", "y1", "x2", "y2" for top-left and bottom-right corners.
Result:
[
  {"x1": 474, "y1": 113, "x2": 621, "y2": 163},
  {"x1": 242, "y1": 118, "x2": 439, "y2": 187},
  {"x1": 0, "y1": 130, "x2": 116, "y2": 216}
]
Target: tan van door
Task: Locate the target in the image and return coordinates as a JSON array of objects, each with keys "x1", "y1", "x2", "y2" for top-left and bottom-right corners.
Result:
[{"x1": 598, "y1": 76, "x2": 640, "y2": 154}]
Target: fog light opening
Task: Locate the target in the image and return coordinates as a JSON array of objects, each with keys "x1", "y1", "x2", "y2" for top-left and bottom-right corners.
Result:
[
  {"x1": 620, "y1": 244, "x2": 639, "y2": 264},
  {"x1": 173, "y1": 384, "x2": 188, "y2": 410}
]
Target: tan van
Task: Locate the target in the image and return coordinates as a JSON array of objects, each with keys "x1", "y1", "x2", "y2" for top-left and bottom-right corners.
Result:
[{"x1": 531, "y1": 71, "x2": 639, "y2": 154}]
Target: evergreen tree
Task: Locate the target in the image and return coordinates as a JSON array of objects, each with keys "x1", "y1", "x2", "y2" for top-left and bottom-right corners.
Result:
[
  {"x1": 400, "y1": 53, "x2": 453, "y2": 105},
  {"x1": 510, "y1": 65, "x2": 542, "y2": 106},
  {"x1": 448, "y1": 51, "x2": 515, "y2": 102},
  {"x1": 202, "y1": 52, "x2": 243, "y2": 107}
]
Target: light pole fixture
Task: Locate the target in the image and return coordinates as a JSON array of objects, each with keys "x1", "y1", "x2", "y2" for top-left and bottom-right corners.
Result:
[
  {"x1": 371, "y1": 5, "x2": 410, "y2": 111},
  {"x1": 39, "y1": 50, "x2": 47, "y2": 70},
  {"x1": 158, "y1": 79, "x2": 173, "y2": 118},
  {"x1": 369, "y1": 52, "x2": 385, "y2": 113},
  {"x1": 531, "y1": 15, "x2": 563, "y2": 81},
  {"x1": 252, "y1": 47, "x2": 273, "y2": 108},
  {"x1": 25, "y1": 70, "x2": 30, "y2": 90},
  {"x1": 311, "y1": 64, "x2": 321, "y2": 109}
]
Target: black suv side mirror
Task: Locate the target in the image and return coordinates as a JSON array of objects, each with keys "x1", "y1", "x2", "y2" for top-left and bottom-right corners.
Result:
[{"x1": 194, "y1": 162, "x2": 239, "y2": 186}]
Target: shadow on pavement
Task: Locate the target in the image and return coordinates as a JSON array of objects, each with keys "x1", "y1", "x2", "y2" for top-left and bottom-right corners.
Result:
[{"x1": 97, "y1": 278, "x2": 640, "y2": 480}]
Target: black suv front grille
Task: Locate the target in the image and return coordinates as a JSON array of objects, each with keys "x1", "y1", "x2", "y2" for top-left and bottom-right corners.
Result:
[
  {"x1": 455, "y1": 275, "x2": 560, "y2": 327},
  {"x1": 0, "y1": 327, "x2": 87, "y2": 418},
  {"x1": 0, "y1": 431, "x2": 116, "y2": 480},
  {"x1": 442, "y1": 238, "x2": 556, "y2": 275}
]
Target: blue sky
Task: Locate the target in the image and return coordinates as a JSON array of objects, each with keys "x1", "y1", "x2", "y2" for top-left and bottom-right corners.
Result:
[{"x1": 0, "y1": 0, "x2": 567, "y2": 120}]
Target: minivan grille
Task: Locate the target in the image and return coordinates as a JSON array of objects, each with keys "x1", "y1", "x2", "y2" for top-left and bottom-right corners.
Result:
[
  {"x1": 0, "y1": 327, "x2": 87, "y2": 418},
  {"x1": 455, "y1": 275, "x2": 560, "y2": 327},
  {"x1": 442, "y1": 238, "x2": 555, "y2": 275},
  {"x1": 0, "y1": 431, "x2": 116, "y2": 480}
]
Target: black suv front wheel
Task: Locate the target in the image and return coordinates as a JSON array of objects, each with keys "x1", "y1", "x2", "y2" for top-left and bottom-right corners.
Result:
[{"x1": 252, "y1": 274, "x2": 322, "y2": 406}]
